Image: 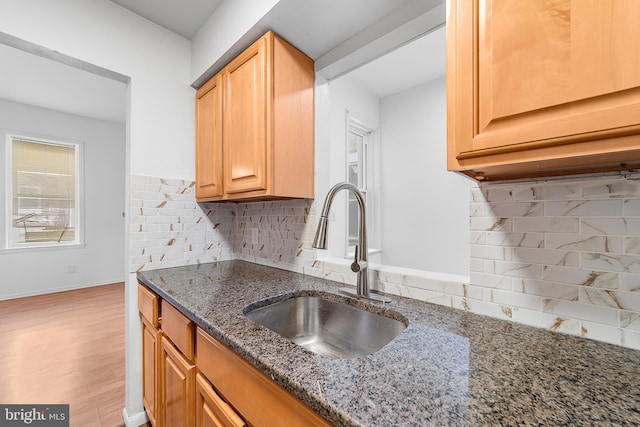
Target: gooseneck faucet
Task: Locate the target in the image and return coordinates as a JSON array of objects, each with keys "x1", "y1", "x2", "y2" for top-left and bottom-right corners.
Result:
[{"x1": 313, "y1": 182, "x2": 391, "y2": 303}]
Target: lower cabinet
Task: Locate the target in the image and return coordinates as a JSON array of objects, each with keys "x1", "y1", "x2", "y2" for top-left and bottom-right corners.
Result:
[
  {"x1": 138, "y1": 283, "x2": 331, "y2": 427},
  {"x1": 141, "y1": 318, "x2": 161, "y2": 427},
  {"x1": 160, "y1": 336, "x2": 196, "y2": 427},
  {"x1": 195, "y1": 373, "x2": 245, "y2": 427}
]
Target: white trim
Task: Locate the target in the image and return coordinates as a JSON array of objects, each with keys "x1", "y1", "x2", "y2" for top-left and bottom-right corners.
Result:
[{"x1": 122, "y1": 407, "x2": 149, "y2": 427}]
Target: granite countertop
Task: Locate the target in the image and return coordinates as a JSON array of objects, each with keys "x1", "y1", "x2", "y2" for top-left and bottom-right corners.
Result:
[{"x1": 138, "y1": 260, "x2": 640, "y2": 426}]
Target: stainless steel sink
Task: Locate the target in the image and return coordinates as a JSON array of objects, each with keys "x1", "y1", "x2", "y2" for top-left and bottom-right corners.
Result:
[{"x1": 244, "y1": 295, "x2": 407, "y2": 359}]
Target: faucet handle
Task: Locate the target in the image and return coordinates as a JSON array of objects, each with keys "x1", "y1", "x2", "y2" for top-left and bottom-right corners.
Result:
[{"x1": 351, "y1": 245, "x2": 367, "y2": 272}]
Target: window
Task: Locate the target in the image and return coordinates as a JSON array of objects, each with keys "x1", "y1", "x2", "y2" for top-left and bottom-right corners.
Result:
[
  {"x1": 345, "y1": 113, "x2": 379, "y2": 257},
  {"x1": 6, "y1": 135, "x2": 82, "y2": 248}
]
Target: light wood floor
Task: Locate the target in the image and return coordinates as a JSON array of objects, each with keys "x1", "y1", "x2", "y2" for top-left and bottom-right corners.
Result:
[{"x1": 0, "y1": 283, "x2": 133, "y2": 427}]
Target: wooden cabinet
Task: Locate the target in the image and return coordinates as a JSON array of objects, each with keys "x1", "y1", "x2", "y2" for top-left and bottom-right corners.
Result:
[
  {"x1": 159, "y1": 299, "x2": 195, "y2": 427},
  {"x1": 195, "y1": 31, "x2": 314, "y2": 202},
  {"x1": 196, "y1": 73, "x2": 223, "y2": 200},
  {"x1": 447, "y1": 0, "x2": 640, "y2": 181},
  {"x1": 141, "y1": 318, "x2": 161, "y2": 427},
  {"x1": 195, "y1": 373, "x2": 245, "y2": 427},
  {"x1": 138, "y1": 284, "x2": 331, "y2": 427},
  {"x1": 195, "y1": 327, "x2": 332, "y2": 427},
  {"x1": 138, "y1": 285, "x2": 160, "y2": 426},
  {"x1": 160, "y1": 336, "x2": 195, "y2": 427}
]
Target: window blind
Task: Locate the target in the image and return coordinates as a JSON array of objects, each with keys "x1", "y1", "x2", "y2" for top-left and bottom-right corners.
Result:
[{"x1": 11, "y1": 138, "x2": 78, "y2": 245}]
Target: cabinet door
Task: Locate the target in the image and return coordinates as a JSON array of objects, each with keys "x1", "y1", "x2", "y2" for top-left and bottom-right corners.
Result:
[
  {"x1": 196, "y1": 328, "x2": 332, "y2": 427},
  {"x1": 142, "y1": 318, "x2": 161, "y2": 427},
  {"x1": 223, "y1": 34, "x2": 269, "y2": 195},
  {"x1": 196, "y1": 73, "x2": 224, "y2": 201},
  {"x1": 447, "y1": 0, "x2": 640, "y2": 179},
  {"x1": 160, "y1": 336, "x2": 195, "y2": 427},
  {"x1": 195, "y1": 373, "x2": 245, "y2": 427}
]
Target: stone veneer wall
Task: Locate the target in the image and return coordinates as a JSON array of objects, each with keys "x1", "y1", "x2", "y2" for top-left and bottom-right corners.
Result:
[{"x1": 130, "y1": 174, "x2": 640, "y2": 350}]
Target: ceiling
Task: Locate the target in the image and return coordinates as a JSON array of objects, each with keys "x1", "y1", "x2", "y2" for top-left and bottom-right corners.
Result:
[
  {"x1": 0, "y1": 0, "x2": 444, "y2": 125},
  {"x1": 341, "y1": 26, "x2": 445, "y2": 99},
  {"x1": 109, "y1": 0, "x2": 223, "y2": 39}
]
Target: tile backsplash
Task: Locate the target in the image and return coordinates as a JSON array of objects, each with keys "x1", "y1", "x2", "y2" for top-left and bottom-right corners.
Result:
[
  {"x1": 130, "y1": 174, "x2": 640, "y2": 350},
  {"x1": 468, "y1": 174, "x2": 640, "y2": 350},
  {"x1": 129, "y1": 175, "x2": 236, "y2": 271}
]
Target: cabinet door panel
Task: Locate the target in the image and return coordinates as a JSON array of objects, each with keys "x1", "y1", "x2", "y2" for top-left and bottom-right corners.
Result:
[
  {"x1": 195, "y1": 373, "x2": 245, "y2": 427},
  {"x1": 161, "y1": 300, "x2": 194, "y2": 360},
  {"x1": 161, "y1": 336, "x2": 195, "y2": 427},
  {"x1": 142, "y1": 318, "x2": 160, "y2": 427},
  {"x1": 196, "y1": 74, "x2": 223, "y2": 200},
  {"x1": 223, "y1": 36, "x2": 268, "y2": 194},
  {"x1": 138, "y1": 284, "x2": 159, "y2": 327},
  {"x1": 448, "y1": 0, "x2": 640, "y2": 177},
  {"x1": 196, "y1": 327, "x2": 332, "y2": 427}
]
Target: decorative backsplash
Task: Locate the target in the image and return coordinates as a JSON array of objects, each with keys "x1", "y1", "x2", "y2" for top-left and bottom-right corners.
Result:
[
  {"x1": 130, "y1": 174, "x2": 640, "y2": 350},
  {"x1": 466, "y1": 175, "x2": 640, "y2": 350},
  {"x1": 129, "y1": 175, "x2": 236, "y2": 272},
  {"x1": 234, "y1": 199, "x2": 317, "y2": 272}
]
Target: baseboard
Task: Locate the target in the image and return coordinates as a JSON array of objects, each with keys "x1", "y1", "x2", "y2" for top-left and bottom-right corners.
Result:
[
  {"x1": 0, "y1": 279, "x2": 124, "y2": 301},
  {"x1": 122, "y1": 407, "x2": 149, "y2": 427}
]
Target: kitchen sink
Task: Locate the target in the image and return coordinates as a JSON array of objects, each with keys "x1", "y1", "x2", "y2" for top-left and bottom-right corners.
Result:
[{"x1": 244, "y1": 295, "x2": 407, "y2": 359}]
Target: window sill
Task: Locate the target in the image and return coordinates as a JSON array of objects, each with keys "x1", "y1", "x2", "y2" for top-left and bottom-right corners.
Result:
[{"x1": 1, "y1": 243, "x2": 87, "y2": 254}]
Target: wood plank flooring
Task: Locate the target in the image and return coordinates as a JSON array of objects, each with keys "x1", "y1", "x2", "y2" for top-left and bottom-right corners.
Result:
[{"x1": 0, "y1": 283, "x2": 134, "y2": 427}]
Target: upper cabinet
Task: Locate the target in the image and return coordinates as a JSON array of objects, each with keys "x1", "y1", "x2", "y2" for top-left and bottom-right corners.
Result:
[
  {"x1": 447, "y1": 0, "x2": 640, "y2": 181},
  {"x1": 196, "y1": 31, "x2": 314, "y2": 202},
  {"x1": 195, "y1": 73, "x2": 223, "y2": 200}
]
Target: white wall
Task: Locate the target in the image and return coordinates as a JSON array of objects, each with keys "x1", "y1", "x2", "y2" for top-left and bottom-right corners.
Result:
[
  {"x1": 317, "y1": 75, "x2": 380, "y2": 261},
  {"x1": 380, "y1": 77, "x2": 470, "y2": 275},
  {"x1": 318, "y1": 74, "x2": 470, "y2": 277},
  {"x1": 0, "y1": 1, "x2": 194, "y2": 424},
  {"x1": 0, "y1": 98, "x2": 125, "y2": 299},
  {"x1": 0, "y1": 0, "x2": 194, "y2": 180},
  {"x1": 191, "y1": 0, "x2": 280, "y2": 84}
]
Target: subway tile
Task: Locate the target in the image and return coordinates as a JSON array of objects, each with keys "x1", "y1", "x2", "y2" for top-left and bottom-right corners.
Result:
[
  {"x1": 486, "y1": 202, "x2": 543, "y2": 217},
  {"x1": 582, "y1": 180, "x2": 639, "y2": 199},
  {"x1": 487, "y1": 260, "x2": 543, "y2": 279},
  {"x1": 484, "y1": 288, "x2": 542, "y2": 311},
  {"x1": 513, "y1": 247, "x2": 579, "y2": 267},
  {"x1": 542, "y1": 299, "x2": 618, "y2": 325},
  {"x1": 470, "y1": 244, "x2": 511, "y2": 261},
  {"x1": 130, "y1": 174, "x2": 640, "y2": 351},
  {"x1": 484, "y1": 187, "x2": 513, "y2": 202},
  {"x1": 620, "y1": 273, "x2": 640, "y2": 292},
  {"x1": 543, "y1": 266, "x2": 619, "y2": 289},
  {"x1": 544, "y1": 200, "x2": 622, "y2": 217},
  {"x1": 533, "y1": 183, "x2": 581, "y2": 201},
  {"x1": 470, "y1": 272, "x2": 512, "y2": 290},
  {"x1": 581, "y1": 218, "x2": 640, "y2": 236},
  {"x1": 513, "y1": 217, "x2": 580, "y2": 233},
  {"x1": 512, "y1": 278, "x2": 579, "y2": 301},
  {"x1": 623, "y1": 199, "x2": 640, "y2": 217},
  {"x1": 581, "y1": 321, "x2": 622, "y2": 346},
  {"x1": 485, "y1": 231, "x2": 545, "y2": 248},
  {"x1": 624, "y1": 237, "x2": 640, "y2": 254},
  {"x1": 620, "y1": 311, "x2": 640, "y2": 331},
  {"x1": 621, "y1": 329, "x2": 640, "y2": 350},
  {"x1": 581, "y1": 288, "x2": 640, "y2": 312},
  {"x1": 582, "y1": 252, "x2": 640, "y2": 273},
  {"x1": 469, "y1": 217, "x2": 512, "y2": 232},
  {"x1": 545, "y1": 234, "x2": 623, "y2": 253}
]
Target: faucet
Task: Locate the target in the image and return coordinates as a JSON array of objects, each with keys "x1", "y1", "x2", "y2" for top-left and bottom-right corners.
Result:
[{"x1": 313, "y1": 182, "x2": 391, "y2": 303}]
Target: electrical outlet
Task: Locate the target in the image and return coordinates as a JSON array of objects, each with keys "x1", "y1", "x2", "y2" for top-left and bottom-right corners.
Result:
[
  {"x1": 68, "y1": 265, "x2": 76, "y2": 274},
  {"x1": 251, "y1": 228, "x2": 259, "y2": 245}
]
